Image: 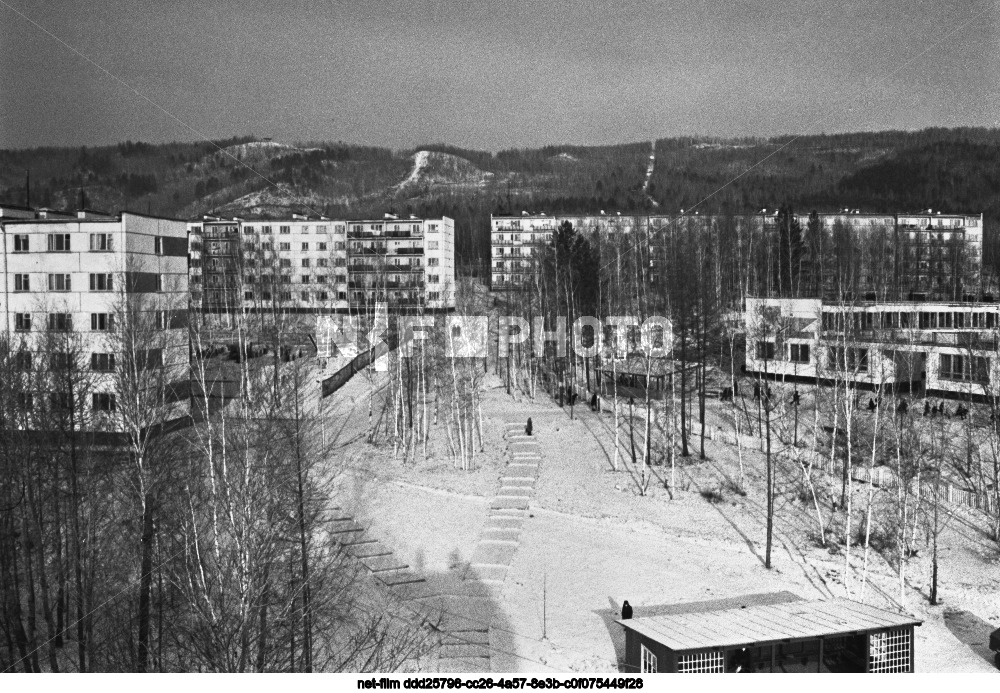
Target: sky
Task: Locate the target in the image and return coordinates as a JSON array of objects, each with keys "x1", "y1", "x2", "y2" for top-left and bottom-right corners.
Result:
[{"x1": 1, "y1": 0, "x2": 999, "y2": 151}]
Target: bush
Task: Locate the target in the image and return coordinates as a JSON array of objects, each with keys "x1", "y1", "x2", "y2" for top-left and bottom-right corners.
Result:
[
  {"x1": 700, "y1": 488, "x2": 725, "y2": 504},
  {"x1": 722, "y1": 478, "x2": 747, "y2": 497}
]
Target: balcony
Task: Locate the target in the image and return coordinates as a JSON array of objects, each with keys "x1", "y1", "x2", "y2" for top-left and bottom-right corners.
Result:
[{"x1": 393, "y1": 247, "x2": 423, "y2": 255}]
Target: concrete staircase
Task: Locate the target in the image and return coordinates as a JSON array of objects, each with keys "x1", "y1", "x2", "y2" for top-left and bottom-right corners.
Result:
[{"x1": 465, "y1": 423, "x2": 542, "y2": 587}]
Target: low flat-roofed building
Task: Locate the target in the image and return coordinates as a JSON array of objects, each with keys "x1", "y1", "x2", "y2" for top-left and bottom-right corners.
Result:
[{"x1": 617, "y1": 592, "x2": 921, "y2": 673}]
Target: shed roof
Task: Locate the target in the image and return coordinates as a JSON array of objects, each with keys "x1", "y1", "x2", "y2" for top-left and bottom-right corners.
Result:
[{"x1": 617, "y1": 598, "x2": 921, "y2": 652}]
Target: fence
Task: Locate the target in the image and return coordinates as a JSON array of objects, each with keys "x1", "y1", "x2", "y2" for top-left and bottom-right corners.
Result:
[
  {"x1": 685, "y1": 422, "x2": 997, "y2": 516},
  {"x1": 320, "y1": 332, "x2": 400, "y2": 398}
]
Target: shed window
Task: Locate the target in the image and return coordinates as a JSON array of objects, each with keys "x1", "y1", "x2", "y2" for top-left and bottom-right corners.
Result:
[
  {"x1": 640, "y1": 644, "x2": 657, "y2": 673},
  {"x1": 868, "y1": 629, "x2": 911, "y2": 673},
  {"x1": 677, "y1": 650, "x2": 724, "y2": 673}
]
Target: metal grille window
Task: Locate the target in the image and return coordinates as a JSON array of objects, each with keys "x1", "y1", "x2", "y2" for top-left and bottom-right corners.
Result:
[
  {"x1": 641, "y1": 645, "x2": 657, "y2": 673},
  {"x1": 868, "y1": 629, "x2": 911, "y2": 672},
  {"x1": 677, "y1": 650, "x2": 724, "y2": 673},
  {"x1": 89, "y1": 273, "x2": 113, "y2": 291}
]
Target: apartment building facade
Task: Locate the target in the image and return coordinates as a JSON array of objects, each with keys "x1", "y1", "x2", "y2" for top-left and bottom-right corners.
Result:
[
  {"x1": 745, "y1": 296, "x2": 1000, "y2": 400},
  {"x1": 1, "y1": 211, "x2": 190, "y2": 430},
  {"x1": 491, "y1": 211, "x2": 984, "y2": 299},
  {"x1": 188, "y1": 215, "x2": 455, "y2": 314}
]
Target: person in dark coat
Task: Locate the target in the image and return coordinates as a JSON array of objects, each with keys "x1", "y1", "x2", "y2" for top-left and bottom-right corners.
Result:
[
  {"x1": 621, "y1": 600, "x2": 633, "y2": 620},
  {"x1": 897, "y1": 399, "x2": 908, "y2": 416},
  {"x1": 753, "y1": 383, "x2": 760, "y2": 400},
  {"x1": 868, "y1": 397, "x2": 876, "y2": 412},
  {"x1": 525, "y1": 417, "x2": 533, "y2": 436},
  {"x1": 590, "y1": 392, "x2": 598, "y2": 411},
  {"x1": 923, "y1": 400, "x2": 931, "y2": 417}
]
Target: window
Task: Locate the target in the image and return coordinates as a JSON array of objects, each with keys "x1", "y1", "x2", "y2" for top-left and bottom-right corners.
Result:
[
  {"x1": 91, "y1": 353, "x2": 116, "y2": 372},
  {"x1": 755, "y1": 341, "x2": 775, "y2": 360},
  {"x1": 154, "y1": 274, "x2": 164, "y2": 292},
  {"x1": 14, "y1": 274, "x2": 30, "y2": 292},
  {"x1": 301, "y1": 259, "x2": 311, "y2": 267},
  {"x1": 48, "y1": 313, "x2": 72, "y2": 332},
  {"x1": 789, "y1": 343, "x2": 810, "y2": 363},
  {"x1": 317, "y1": 242, "x2": 327, "y2": 251},
  {"x1": 940, "y1": 354, "x2": 990, "y2": 383},
  {"x1": 154, "y1": 236, "x2": 163, "y2": 255},
  {"x1": 316, "y1": 225, "x2": 328, "y2": 234},
  {"x1": 14, "y1": 313, "x2": 31, "y2": 331},
  {"x1": 317, "y1": 275, "x2": 328, "y2": 283},
  {"x1": 428, "y1": 275, "x2": 440, "y2": 283},
  {"x1": 300, "y1": 225, "x2": 309, "y2": 233},
  {"x1": 301, "y1": 242, "x2": 309, "y2": 251},
  {"x1": 335, "y1": 241, "x2": 345, "y2": 250},
  {"x1": 91, "y1": 313, "x2": 113, "y2": 331},
  {"x1": 641, "y1": 644, "x2": 658, "y2": 673},
  {"x1": 279, "y1": 226, "x2": 291, "y2": 234},
  {"x1": 301, "y1": 291, "x2": 311, "y2": 301},
  {"x1": 244, "y1": 291, "x2": 254, "y2": 300},
  {"x1": 318, "y1": 291, "x2": 329, "y2": 300},
  {"x1": 677, "y1": 650, "x2": 724, "y2": 673},
  {"x1": 280, "y1": 242, "x2": 291, "y2": 251},
  {"x1": 429, "y1": 291, "x2": 440, "y2": 301},
  {"x1": 279, "y1": 291, "x2": 291, "y2": 301},
  {"x1": 261, "y1": 291, "x2": 271, "y2": 301},
  {"x1": 428, "y1": 257, "x2": 439, "y2": 266},
  {"x1": 92, "y1": 393, "x2": 116, "y2": 412},
  {"x1": 280, "y1": 259, "x2": 292, "y2": 268},
  {"x1": 13, "y1": 234, "x2": 28, "y2": 252},
  {"x1": 428, "y1": 241, "x2": 439, "y2": 250},
  {"x1": 14, "y1": 352, "x2": 32, "y2": 371},
  {"x1": 47, "y1": 274, "x2": 72, "y2": 291},
  {"x1": 261, "y1": 225, "x2": 272, "y2": 234},
  {"x1": 280, "y1": 275, "x2": 291, "y2": 284},
  {"x1": 50, "y1": 392, "x2": 72, "y2": 411},
  {"x1": 300, "y1": 275, "x2": 311, "y2": 284},
  {"x1": 91, "y1": 233, "x2": 111, "y2": 251},
  {"x1": 829, "y1": 346, "x2": 868, "y2": 372},
  {"x1": 48, "y1": 233, "x2": 71, "y2": 251},
  {"x1": 51, "y1": 352, "x2": 73, "y2": 370},
  {"x1": 317, "y1": 258, "x2": 328, "y2": 267},
  {"x1": 89, "y1": 273, "x2": 113, "y2": 291},
  {"x1": 261, "y1": 243, "x2": 273, "y2": 251}
]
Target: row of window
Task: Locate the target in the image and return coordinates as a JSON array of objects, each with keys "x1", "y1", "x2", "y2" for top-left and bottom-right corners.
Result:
[
  {"x1": 12, "y1": 273, "x2": 115, "y2": 292},
  {"x1": 13, "y1": 392, "x2": 117, "y2": 413},
  {"x1": 822, "y1": 309, "x2": 999, "y2": 332},
  {"x1": 11, "y1": 233, "x2": 169, "y2": 254},
  {"x1": 13, "y1": 311, "x2": 173, "y2": 332}
]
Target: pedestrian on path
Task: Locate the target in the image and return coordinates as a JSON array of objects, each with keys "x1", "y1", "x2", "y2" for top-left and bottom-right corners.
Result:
[
  {"x1": 525, "y1": 417, "x2": 533, "y2": 436},
  {"x1": 621, "y1": 600, "x2": 633, "y2": 620}
]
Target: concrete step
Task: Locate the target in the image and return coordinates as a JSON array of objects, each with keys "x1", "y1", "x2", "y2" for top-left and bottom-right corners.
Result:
[
  {"x1": 471, "y1": 542, "x2": 518, "y2": 566},
  {"x1": 346, "y1": 543, "x2": 393, "y2": 559},
  {"x1": 483, "y1": 517, "x2": 523, "y2": 531},
  {"x1": 328, "y1": 519, "x2": 366, "y2": 534},
  {"x1": 464, "y1": 564, "x2": 508, "y2": 583},
  {"x1": 482, "y1": 528, "x2": 521, "y2": 543},
  {"x1": 500, "y1": 475, "x2": 536, "y2": 483},
  {"x1": 490, "y1": 496, "x2": 530, "y2": 510},
  {"x1": 442, "y1": 630, "x2": 489, "y2": 647},
  {"x1": 377, "y1": 568, "x2": 426, "y2": 587}
]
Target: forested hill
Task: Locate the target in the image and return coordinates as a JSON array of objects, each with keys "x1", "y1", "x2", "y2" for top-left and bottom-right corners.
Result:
[{"x1": 3, "y1": 127, "x2": 1000, "y2": 267}]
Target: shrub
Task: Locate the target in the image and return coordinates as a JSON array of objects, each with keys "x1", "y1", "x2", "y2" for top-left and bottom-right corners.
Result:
[{"x1": 700, "y1": 488, "x2": 725, "y2": 504}]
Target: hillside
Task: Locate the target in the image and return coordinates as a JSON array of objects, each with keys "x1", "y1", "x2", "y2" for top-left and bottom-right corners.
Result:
[{"x1": 3, "y1": 128, "x2": 1000, "y2": 267}]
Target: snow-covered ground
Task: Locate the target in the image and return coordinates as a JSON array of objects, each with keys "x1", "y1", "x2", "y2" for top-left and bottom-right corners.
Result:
[{"x1": 323, "y1": 370, "x2": 999, "y2": 673}]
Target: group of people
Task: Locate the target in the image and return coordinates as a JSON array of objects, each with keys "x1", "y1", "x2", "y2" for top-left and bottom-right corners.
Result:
[{"x1": 921, "y1": 399, "x2": 970, "y2": 420}]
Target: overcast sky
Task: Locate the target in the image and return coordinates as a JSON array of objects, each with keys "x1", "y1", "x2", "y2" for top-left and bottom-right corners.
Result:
[{"x1": 1, "y1": 0, "x2": 998, "y2": 150}]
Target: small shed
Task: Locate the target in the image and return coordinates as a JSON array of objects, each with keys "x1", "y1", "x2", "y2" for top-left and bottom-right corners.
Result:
[{"x1": 617, "y1": 594, "x2": 921, "y2": 673}]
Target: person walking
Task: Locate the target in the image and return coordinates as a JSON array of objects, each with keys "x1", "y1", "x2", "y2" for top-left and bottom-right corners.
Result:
[
  {"x1": 621, "y1": 600, "x2": 633, "y2": 620},
  {"x1": 525, "y1": 417, "x2": 533, "y2": 436}
]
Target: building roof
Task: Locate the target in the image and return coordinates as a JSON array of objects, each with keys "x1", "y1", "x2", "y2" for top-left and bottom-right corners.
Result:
[{"x1": 617, "y1": 596, "x2": 921, "y2": 652}]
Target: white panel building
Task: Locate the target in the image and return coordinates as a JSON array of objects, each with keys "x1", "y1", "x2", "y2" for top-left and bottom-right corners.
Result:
[{"x1": 1, "y1": 211, "x2": 190, "y2": 431}]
